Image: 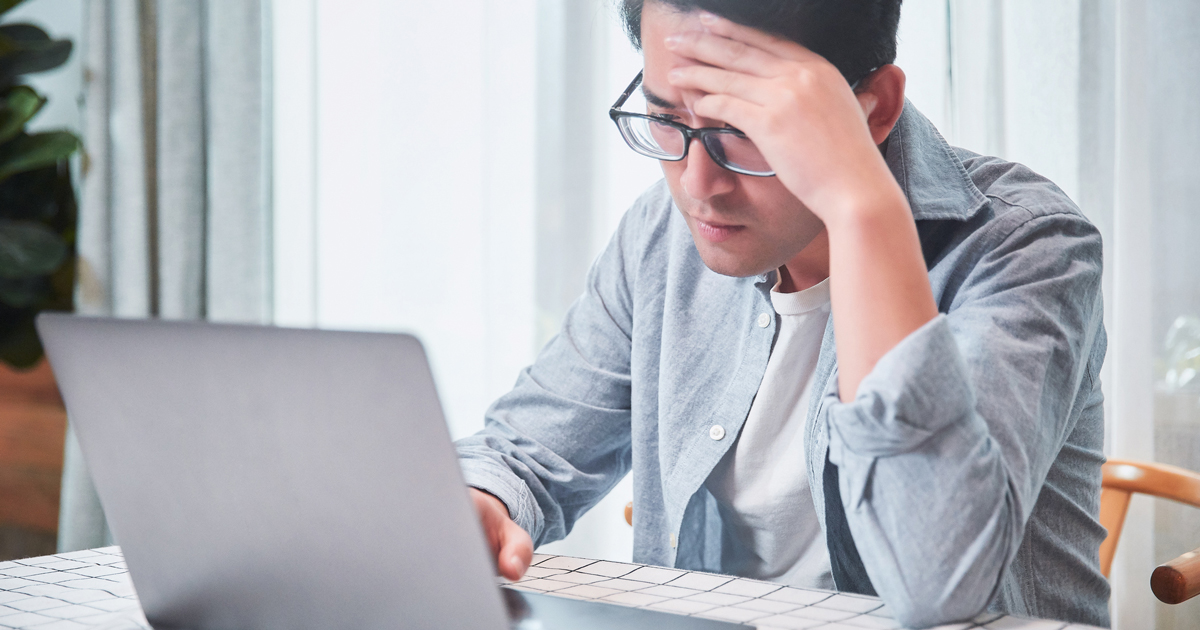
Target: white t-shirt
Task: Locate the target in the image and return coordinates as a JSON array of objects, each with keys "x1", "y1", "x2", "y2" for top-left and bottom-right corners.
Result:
[{"x1": 706, "y1": 276, "x2": 834, "y2": 589}]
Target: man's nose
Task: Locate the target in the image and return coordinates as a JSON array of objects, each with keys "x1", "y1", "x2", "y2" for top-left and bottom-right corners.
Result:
[{"x1": 680, "y1": 138, "x2": 736, "y2": 200}]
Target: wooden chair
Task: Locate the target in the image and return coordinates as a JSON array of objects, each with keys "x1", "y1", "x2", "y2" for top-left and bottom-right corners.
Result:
[{"x1": 1100, "y1": 459, "x2": 1200, "y2": 604}]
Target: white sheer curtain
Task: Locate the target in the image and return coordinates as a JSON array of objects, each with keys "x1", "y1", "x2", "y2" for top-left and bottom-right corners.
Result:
[{"x1": 60, "y1": 0, "x2": 272, "y2": 552}]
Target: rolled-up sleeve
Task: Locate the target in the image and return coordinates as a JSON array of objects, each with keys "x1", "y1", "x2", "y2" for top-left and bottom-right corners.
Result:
[{"x1": 824, "y1": 209, "x2": 1105, "y2": 627}]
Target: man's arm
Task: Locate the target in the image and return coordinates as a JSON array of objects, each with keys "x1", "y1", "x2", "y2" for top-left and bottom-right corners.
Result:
[
  {"x1": 663, "y1": 14, "x2": 937, "y2": 402},
  {"x1": 456, "y1": 197, "x2": 646, "y2": 577},
  {"x1": 823, "y1": 209, "x2": 1104, "y2": 625}
]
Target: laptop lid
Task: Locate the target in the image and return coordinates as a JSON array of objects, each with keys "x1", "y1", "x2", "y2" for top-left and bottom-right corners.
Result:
[{"x1": 38, "y1": 315, "x2": 508, "y2": 630}]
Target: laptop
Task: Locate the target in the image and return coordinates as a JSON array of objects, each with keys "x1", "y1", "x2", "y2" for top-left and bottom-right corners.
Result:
[{"x1": 38, "y1": 315, "x2": 750, "y2": 630}]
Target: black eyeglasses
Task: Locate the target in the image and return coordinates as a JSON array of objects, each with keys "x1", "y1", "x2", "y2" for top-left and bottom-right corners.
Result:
[
  {"x1": 608, "y1": 71, "x2": 775, "y2": 177},
  {"x1": 608, "y1": 69, "x2": 878, "y2": 177}
]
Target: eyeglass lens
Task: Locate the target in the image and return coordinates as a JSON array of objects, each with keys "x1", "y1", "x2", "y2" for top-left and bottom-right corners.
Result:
[
  {"x1": 703, "y1": 132, "x2": 771, "y2": 174},
  {"x1": 617, "y1": 115, "x2": 772, "y2": 175}
]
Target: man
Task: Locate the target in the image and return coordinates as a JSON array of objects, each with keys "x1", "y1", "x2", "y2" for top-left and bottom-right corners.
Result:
[{"x1": 456, "y1": 1, "x2": 1109, "y2": 627}]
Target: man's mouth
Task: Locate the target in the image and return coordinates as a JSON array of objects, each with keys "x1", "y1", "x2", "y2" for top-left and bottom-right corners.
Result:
[{"x1": 693, "y1": 217, "x2": 745, "y2": 244}]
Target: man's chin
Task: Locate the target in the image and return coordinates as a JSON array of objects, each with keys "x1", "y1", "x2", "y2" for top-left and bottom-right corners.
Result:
[{"x1": 695, "y1": 248, "x2": 773, "y2": 279}]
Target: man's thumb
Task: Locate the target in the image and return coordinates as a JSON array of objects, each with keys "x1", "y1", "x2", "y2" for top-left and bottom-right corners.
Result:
[{"x1": 499, "y1": 523, "x2": 533, "y2": 580}]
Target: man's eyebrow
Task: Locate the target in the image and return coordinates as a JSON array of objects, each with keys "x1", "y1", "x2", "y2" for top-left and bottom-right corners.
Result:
[{"x1": 642, "y1": 85, "x2": 678, "y2": 109}]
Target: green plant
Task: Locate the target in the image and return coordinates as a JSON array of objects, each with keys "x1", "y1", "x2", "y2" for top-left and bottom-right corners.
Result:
[{"x1": 0, "y1": 0, "x2": 79, "y2": 368}]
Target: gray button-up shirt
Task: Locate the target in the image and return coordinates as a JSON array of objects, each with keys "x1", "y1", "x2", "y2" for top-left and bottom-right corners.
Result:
[{"x1": 456, "y1": 104, "x2": 1109, "y2": 628}]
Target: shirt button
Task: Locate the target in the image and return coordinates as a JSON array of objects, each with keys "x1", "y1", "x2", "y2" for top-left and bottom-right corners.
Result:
[
  {"x1": 709, "y1": 425, "x2": 725, "y2": 440},
  {"x1": 757, "y1": 312, "x2": 771, "y2": 328}
]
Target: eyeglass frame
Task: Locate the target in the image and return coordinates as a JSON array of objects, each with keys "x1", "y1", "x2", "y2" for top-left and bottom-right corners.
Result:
[
  {"x1": 608, "y1": 70, "x2": 775, "y2": 177},
  {"x1": 608, "y1": 68, "x2": 878, "y2": 178}
]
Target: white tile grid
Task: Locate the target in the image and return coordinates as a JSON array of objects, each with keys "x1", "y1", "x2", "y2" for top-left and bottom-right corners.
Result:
[
  {"x1": 0, "y1": 549, "x2": 1103, "y2": 630},
  {"x1": 0, "y1": 548, "x2": 148, "y2": 630},
  {"x1": 511, "y1": 555, "x2": 1103, "y2": 630}
]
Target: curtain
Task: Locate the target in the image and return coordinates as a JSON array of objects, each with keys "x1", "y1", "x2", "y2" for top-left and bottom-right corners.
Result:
[
  {"x1": 59, "y1": 0, "x2": 271, "y2": 552},
  {"x1": 1110, "y1": 3, "x2": 1200, "y2": 628}
]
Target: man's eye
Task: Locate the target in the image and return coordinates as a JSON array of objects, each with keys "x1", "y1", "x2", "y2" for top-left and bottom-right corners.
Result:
[{"x1": 650, "y1": 113, "x2": 680, "y2": 122}]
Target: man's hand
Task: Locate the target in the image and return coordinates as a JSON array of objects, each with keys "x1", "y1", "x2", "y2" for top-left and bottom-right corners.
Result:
[
  {"x1": 663, "y1": 12, "x2": 938, "y2": 402},
  {"x1": 662, "y1": 12, "x2": 902, "y2": 229},
  {"x1": 470, "y1": 488, "x2": 533, "y2": 582}
]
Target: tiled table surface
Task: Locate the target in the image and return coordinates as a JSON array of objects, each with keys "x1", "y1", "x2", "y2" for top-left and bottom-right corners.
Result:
[
  {"x1": 0, "y1": 548, "x2": 1102, "y2": 630},
  {"x1": 508, "y1": 554, "x2": 1100, "y2": 630},
  {"x1": 0, "y1": 547, "x2": 146, "y2": 630}
]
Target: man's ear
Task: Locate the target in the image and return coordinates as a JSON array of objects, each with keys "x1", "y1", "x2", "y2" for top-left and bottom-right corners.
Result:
[{"x1": 855, "y1": 64, "x2": 906, "y2": 146}]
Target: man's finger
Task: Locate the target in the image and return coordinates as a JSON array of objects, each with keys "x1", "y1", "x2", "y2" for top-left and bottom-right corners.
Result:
[
  {"x1": 665, "y1": 30, "x2": 784, "y2": 78},
  {"x1": 497, "y1": 519, "x2": 534, "y2": 582},
  {"x1": 695, "y1": 11, "x2": 822, "y2": 64},
  {"x1": 668, "y1": 65, "x2": 773, "y2": 107},
  {"x1": 691, "y1": 93, "x2": 763, "y2": 136}
]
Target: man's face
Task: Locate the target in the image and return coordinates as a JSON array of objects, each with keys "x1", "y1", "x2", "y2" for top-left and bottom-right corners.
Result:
[{"x1": 641, "y1": 1, "x2": 826, "y2": 278}]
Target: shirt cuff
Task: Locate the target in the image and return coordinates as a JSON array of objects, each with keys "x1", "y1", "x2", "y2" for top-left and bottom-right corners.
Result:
[
  {"x1": 460, "y1": 457, "x2": 543, "y2": 541},
  {"x1": 825, "y1": 314, "x2": 977, "y2": 458}
]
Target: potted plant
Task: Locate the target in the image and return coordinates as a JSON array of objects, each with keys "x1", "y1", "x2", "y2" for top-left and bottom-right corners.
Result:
[
  {"x1": 0, "y1": 0, "x2": 79, "y2": 560},
  {"x1": 0, "y1": 0, "x2": 79, "y2": 366}
]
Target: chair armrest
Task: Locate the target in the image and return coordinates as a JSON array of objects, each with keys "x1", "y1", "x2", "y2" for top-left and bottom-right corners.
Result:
[{"x1": 1151, "y1": 546, "x2": 1200, "y2": 604}]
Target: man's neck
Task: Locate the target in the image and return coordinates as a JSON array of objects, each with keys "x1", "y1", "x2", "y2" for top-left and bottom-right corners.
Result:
[{"x1": 779, "y1": 229, "x2": 831, "y2": 293}]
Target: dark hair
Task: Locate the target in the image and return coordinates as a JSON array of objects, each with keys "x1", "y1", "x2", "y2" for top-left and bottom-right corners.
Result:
[{"x1": 620, "y1": 0, "x2": 901, "y2": 83}]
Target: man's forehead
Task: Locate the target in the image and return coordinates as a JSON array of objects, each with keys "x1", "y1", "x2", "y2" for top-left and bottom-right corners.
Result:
[{"x1": 640, "y1": 2, "x2": 710, "y2": 110}]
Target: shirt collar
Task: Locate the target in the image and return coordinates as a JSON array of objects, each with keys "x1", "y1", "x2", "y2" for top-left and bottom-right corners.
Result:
[{"x1": 884, "y1": 101, "x2": 989, "y2": 222}]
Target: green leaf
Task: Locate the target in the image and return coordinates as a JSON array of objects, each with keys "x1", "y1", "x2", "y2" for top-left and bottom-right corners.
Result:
[
  {"x1": 0, "y1": 308, "x2": 44, "y2": 369},
  {"x1": 0, "y1": 130, "x2": 78, "y2": 180},
  {"x1": 0, "y1": 164, "x2": 58, "y2": 222},
  {"x1": 0, "y1": 1, "x2": 30, "y2": 18},
  {"x1": 0, "y1": 85, "x2": 44, "y2": 142},
  {"x1": 0, "y1": 276, "x2": 43, "y2": 306},
  {"x1": 0, "y1": 23, "x2": 49, "y2": 43},
  {"x1": 0, "y1": 25, "x2": 72, "y2": 85},
  {"x1": 0, "y1": 218, "x2": 66, "y2": 278}
]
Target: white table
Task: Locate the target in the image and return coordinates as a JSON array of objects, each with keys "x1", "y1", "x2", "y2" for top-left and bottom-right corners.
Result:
[
  {"x1": 0, "y1": 548, "x2": 1103, "y2": 630},
  {"x1": 0, "y1": 548, "x2": 143, "y2": 630}
]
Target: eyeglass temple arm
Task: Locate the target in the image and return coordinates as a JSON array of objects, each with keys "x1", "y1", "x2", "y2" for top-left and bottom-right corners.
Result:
[{"x1": 610, "y1": 71, "x2": 644, "y2": 115}]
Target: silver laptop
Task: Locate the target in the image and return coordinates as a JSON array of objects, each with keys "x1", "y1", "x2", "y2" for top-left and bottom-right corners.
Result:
[{"x1": 38, "y1": 315, "x2": 749, "y2": 630}]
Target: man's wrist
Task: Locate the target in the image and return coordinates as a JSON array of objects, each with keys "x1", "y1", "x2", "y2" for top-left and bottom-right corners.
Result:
[
  {"x1": 470, "y1": 486, "x2": 515, "y2": 521},
  {"x1": 820, "y1": 180, "x2": 911, "y2": 237}
]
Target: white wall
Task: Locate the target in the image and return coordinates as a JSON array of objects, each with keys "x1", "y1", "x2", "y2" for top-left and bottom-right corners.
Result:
[{"x1": 273, "y1": 0, "x2": 538, "y2": 444}]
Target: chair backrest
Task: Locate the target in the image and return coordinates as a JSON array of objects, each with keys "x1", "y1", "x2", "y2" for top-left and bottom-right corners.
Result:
[{"x1": 1100, "y1": 459, "x2": 1200, "y2": 604}]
